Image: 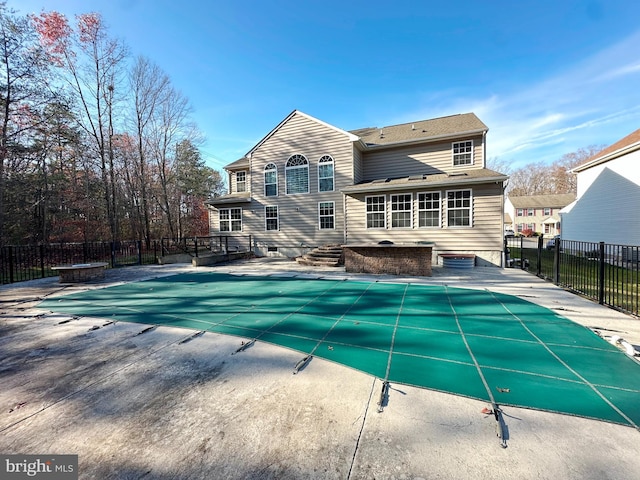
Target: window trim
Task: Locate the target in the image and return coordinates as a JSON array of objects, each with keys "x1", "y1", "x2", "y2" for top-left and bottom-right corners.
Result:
[
  {"x1": 285, "y1": 154, "x2": 309, "y2": 195},
  {"x1": 318, "y1": 155, "x2": 334, "y2": 192},
  {"x1": 527, "y1": 208, "x2": 534, "y2": 216},
  {"x1": 452, "y1": 140, "x2": 473, "y2": 166},
  {"x1": 318, "y1": 201, "x2": 335, "y2": 230},
  {"x1": 446, "y1": 189, "x2": 473, "y2": 228},
  {"x1": 219, "y1": 207, "x2": 242, "y2": 232},
  {"x1": 264, "y1": 163, "x2": 278, "y2": 197},
  {"x1": 417, "y1": 191, "x2": 441, "y2": 228},
  {"x1": 265, "y1": 205, "x2": 279, "y2": 231},
  {"x1": 543, "y1": 207, "x2": 551, "y2": 216},
  {"x1": 516, "y1": 208, "x2": 524, "y2": 217},
  {"x1": 390, "y1": 193, "x2": 413, "y2": 229},
  {"x1": 365, "y1": 195, "x2": 386, "y2": 229}
]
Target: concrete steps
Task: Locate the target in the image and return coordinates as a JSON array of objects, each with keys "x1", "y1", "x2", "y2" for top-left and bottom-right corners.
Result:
[{"x1": 295, "y1": 245, "x2": 344, "y2": 267}]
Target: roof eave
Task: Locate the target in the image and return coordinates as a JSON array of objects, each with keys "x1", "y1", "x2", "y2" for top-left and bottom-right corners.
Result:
[{"x1": 572, "y1": 141, "x2": 640, "y2": 173}]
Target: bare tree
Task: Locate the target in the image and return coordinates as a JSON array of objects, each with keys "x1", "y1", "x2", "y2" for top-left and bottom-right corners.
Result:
[{"x1": 34, "y1": 11, "x2": 129, "y2": 242}]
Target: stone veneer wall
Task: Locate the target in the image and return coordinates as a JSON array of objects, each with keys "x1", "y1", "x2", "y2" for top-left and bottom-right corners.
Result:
[{"x1": 343, "y1": 246, "x2": 432, "y2": 276}]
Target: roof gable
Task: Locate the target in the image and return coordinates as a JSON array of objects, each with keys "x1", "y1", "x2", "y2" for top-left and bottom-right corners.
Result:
[
  {"x1": 246, "y1": 110, "x2": 359, "y2": 158},
  {"x1": 573, "y1": 128, "x2": 640, "y2": 172}
]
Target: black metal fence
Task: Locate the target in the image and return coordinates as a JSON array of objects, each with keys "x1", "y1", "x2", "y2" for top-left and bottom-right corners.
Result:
[
  {"x1": 0, "y1": 235, "x2": 253, "y2": 285},
  {"x1": 505, "y1": 236, "x2": 639, "y2": 317}
]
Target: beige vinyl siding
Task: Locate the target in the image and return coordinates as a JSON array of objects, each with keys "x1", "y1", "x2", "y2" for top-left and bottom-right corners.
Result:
[
  {"x1": 246, "y1": 112, "x2": 354, "y2": 250},
  {"x1": 361, "y1": 134, "x2": 484, "y2": 181},
  {"x1": 353, "y1": 147, "x2": 364, "y2": 184},
  {"x1": 344, "y1": 183, "x2": 503, "y2": 257}
]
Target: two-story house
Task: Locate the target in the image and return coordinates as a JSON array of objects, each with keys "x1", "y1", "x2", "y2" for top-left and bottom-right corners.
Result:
[
  {"x1": 208, "y1": 110, "x2": 508, "y2": 266},
  {"x1": 505, "y1": 194, "x2": 576, "y2": 236}
]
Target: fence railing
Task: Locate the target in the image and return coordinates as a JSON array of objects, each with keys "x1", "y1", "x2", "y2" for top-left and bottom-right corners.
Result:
[
  {"x1": 0, "y1": 235, "x2": 253, "y2": 285},
  {"x1": 505, "y1": 236, "x2": 639, "y2": 317}
]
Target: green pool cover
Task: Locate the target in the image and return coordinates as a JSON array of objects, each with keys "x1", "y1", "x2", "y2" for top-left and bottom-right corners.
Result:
[{"x1": 38, "y1": 272, "x2": 640, "y2": 429}]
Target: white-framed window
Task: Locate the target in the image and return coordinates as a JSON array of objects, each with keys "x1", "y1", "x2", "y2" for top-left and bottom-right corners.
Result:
[
  {"x1": 235, "y1": 171, "x2": 247, "y2": 193},
  {"x1": 446, "y1": 189, "x2": 472, "y2": 227},
  {"x1": 265, "y1": 205, "x2": 278, "y2": 231},
  {"x1": 544, "y1": 223, "x2": 551, "y2": 234},
  {"x1": 366, "y1": 195, "x2": 386, "y2": 229},
  {"x1": 264, "y1": 163, "x2": 278, "y2": 197},
  {"x1": 544, "y1": 207, "x2": 551, "y2": 216},
  {"x1": 452, "y1": 140, "x2": 473, "y2": 166},
  {"x1": 318, "y1": 202, "x2": 335, "y2": 229},
  {"x1": 318, "y1": 155, "x2": 334, "y2": 192},
  {"x1": 418, "y1": 192, "x2": 441, "y2": 227},
  {"x1": 527, "y1": 208, "x2": 534, "y2": 216},
  {"x1": 285, "y1": 154, "x2": 309, "y2": 194},
  {"x1": 527, "y1": 223, "x2": 535, "y2": 231},
  {"x1": 516, "y1": 208, "x2": 524, "y2": 217},
  {"x1": 219, "y1": 207, "x2": 242, "y2": 232},
  {"x1": 390, "y1": 193, "x2": 412, "y2": 228},
  {"x1": 517, "y1": 223, "x2": 524, "y2": 233}
]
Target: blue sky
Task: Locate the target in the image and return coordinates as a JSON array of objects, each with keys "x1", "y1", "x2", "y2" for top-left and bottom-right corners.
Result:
[{"x1": 10, "y1": 0, "x2": 640, "y2": 171}]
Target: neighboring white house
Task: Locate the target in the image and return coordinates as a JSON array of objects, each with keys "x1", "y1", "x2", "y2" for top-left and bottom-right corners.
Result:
[{"x1": 560, "y1": 128, "x2": 640, "y2": 245}]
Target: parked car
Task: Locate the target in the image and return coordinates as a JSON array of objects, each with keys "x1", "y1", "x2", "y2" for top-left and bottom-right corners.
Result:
[
  {"x1": 546, "y1": 235, "x2": 561, "y2": 250},
  {"x1": 504, "y1": 230, "x2": 515, "y2": 238}
]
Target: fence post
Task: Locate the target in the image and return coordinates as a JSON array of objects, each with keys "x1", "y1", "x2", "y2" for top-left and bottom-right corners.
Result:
[
  {"x1": 225, "y1": 236, "x2": 229, "y2": 261},
  {"x1": 536, "y1": 236, "x2": 543, "y2": 275},
  {"x1": 554, "y1": 237, "x2": 561, "y2": 285},
  {"x1": 194, "y1": 237, "x2": 199, "y2": 258},
  {"x1": 598, "y1": 241, "x2": 605, "y2": 305},
  {"x1": 40, "y1": 245, "x2": 45, "y2": 279},
  {"x1": 8, "y1": 246, "x2": 14, "y2": 284},
  {"x1": 110, "y1": 242, "x2": 116, "y2": 267},
  {"x1": 520, "y1": 236, "x2": 525, "y2": 270},
  {"x1": 137, "y1": 240, "x2": 142, "y2": 265}
]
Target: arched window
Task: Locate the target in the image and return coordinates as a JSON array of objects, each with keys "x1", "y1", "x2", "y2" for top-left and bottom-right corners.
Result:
[
  {"x1": 318, "y1": 155, "x2": 334, "y2": 192},
  {"x1": 264, "y1": 163, "x2": 278, "y2": 196},
  {"x1": 285, "y1": 154, "x2": 309, "y2": 194}
]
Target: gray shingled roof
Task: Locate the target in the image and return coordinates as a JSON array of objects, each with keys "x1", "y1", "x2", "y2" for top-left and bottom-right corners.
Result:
[
  {"x1": 350, "y1": 113, "x2": 488, "y2": 147},
  {"x1": 225, "y1": 157, "x2": 250, "y2": 171},
  {"x1": 206, "y1": 192, "x2": 251, "y2": 206},
  {"x1": 508, "y1": 193, "x2": 576, "y2": 208},
  {"x1": 341, "y1": 168, "x2": 507, "y2": 194}
]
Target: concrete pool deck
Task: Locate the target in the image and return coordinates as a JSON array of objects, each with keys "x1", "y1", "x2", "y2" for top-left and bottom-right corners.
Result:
[{"x1": 1, "y1": 259, "x2": 639, "y2": 479}]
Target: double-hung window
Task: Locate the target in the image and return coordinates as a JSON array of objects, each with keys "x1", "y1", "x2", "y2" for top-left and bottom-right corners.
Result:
[
  {"x1": 452, "y1": 141, "x2": 473, "y2": 166},
  {"x1": 516, "y1": 208, "x2": 524, "y2": 217},
  {"x1": 265, "y1": 206, "x2": 278, "y2": 231},
  {"x1": 264, "y1": 163, "x2": 277, "y2": 196},
  {"x1": 318, "y1": 202, "x2": 334, "y2": 229},
  {"x1": 417, "y1": 192, "x2": 441, "y2": 227},
  {"x1": 544, "y1": 207, "x2": 551, "y2": 216},
  {"x1": 285, "y1": 154, "x2": 309, "y2": 194},
  {"x1": 366, "y1": 195, "x2": 386, "y2": 228},
  {"x1": 235, "y1": 171, "x2": 247, "y2": 193},
  {"x1": 527, "y1": 208, "x2": 534, "y2": 216},
  {"x1": 447, "y1": 189, "x2": 472, "y2": 227},
  {"x1": 390, "y1": 194, "x2": 412, "y2": 228},
  {"x1": 219, "y1": 208, "x2": 242, "y2": 231},
  {"x1": 318, "y1": 155, "x2": 334, "y2": 192}
]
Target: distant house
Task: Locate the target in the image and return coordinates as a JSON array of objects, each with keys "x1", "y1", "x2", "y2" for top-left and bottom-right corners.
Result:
[
  {"x1": 207, "y1": 110, "x2": 508, "y2": 266},
  {"x1": 560, "y1": 128, "x2": 640, "y2": 245},
  {"x1": 505, "y1": 194, "x2": 576, "y2": 236}
]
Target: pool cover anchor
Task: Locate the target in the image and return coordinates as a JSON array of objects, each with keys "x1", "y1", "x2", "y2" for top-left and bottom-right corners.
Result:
[
  {"x1": 293, "y1": 355, "x2": 312, "y2": 374},
  {"x1": 231, "y1": 338, "x2": 255, "y2": 355},
  {"x1": 492, "y1": 404, "x2": 508, "y2": 448},
  {"x1": 377, "y1": 381, "x2": 390, "y2": 413}
]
